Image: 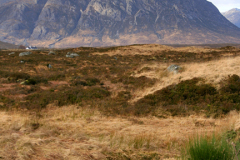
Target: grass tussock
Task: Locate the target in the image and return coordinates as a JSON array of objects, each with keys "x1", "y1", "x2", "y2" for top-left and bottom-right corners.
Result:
[{"x1": 182, "y1": 133, "x2": 235, "y2": 160}]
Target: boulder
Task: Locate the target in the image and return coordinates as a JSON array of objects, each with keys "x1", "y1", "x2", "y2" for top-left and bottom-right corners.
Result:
[
  {"x1": 47, "y1": 64, "x2": 52, "y2": 69},
  {"x1": 66, "y1": 52, "x2": 79, "y2": 58},
  {"x1": 48, "y1": 51, "x2": 56, "y2": 55},
  {"x1": 19, "y1": 52, "x2": 32, "y2": 57},
  {"x1": 167, "y1": 65, "x2": 181, "y2": 74},
  {"x1": 8, "y1": 52, "x2": 15, "y2": 55}
]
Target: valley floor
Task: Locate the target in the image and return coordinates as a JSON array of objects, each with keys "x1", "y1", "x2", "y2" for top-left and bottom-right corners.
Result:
[{"x1": 1, "y1": 44, "x2": 240, "y2": 159}]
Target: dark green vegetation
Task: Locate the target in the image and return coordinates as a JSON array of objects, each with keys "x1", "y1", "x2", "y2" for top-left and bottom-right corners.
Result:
[
  {"x1": 182, "y1": 133, "x2": 235, "y2": 160},
  {"x1": 181, "y1": 128, "x2": 240, "y2": 160},
  {"x1": 136, "y1": 75, "x2": 240, "y2": 117},
  {"x1": 1, "y1": 45, "x2": 240, "y2": 117}
]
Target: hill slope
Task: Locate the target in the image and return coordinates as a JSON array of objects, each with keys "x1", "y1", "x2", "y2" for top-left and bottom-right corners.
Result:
[
  {"x1": 0, "y1": 41, "x2": 18, "y2": 49},
  {"x1": 222, "y1": 8, "x2": 240, "y2": 28},
  {"x1": 1, "y1": 0, "x2": 240, "y2": 48}
]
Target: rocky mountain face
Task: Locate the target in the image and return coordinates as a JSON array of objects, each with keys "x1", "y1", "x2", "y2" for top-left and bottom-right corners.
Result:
[
  {"x1": 1, "y1": 0, "x2": 240, "y2": 48},
  {"x1": 222, "y1": 8, "x2": 240, "y2": 28}
]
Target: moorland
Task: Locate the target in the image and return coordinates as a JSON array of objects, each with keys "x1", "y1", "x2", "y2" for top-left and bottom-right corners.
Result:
[{"x1": 1, "y1": 44, "x2": 240, "y2": 159}]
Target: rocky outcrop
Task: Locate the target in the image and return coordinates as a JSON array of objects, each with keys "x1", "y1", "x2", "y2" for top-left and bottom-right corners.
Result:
[
  {"x1": 1, "y1": 0, "x2": 240, "y2": 48},
  {"x1": 48, "y1": 51, "x2": 56, "y2": 55},
  {"x1": 0, "y1": 1, "x2": 47, "y2": 39},
  {"x1": 222, "y1": 8, "x2": 240, "y2": 28},
  {"x1": 167, "y1": 65, "x2": 181, "y2": 74},
  {"x1": 8, "y1": 52, "x2": 15, "y2": 55},
  {"x1": 19, "y1": 52, "x2": 32, "y2": 57},
  {"x1": 66, "y1": 52, "x2": 79, "y2": 58}
]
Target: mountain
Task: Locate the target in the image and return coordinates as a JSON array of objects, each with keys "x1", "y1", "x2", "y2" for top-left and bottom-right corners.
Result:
[
  {"x1": 1, "y1": 0, "x2": 240, "y2": 48},
  {"x1": 0, "y1": 40, "x2": 18, "y2": 49},
  {"x1": 222, "y1": 8, "x2": 240, "y2": 28}
]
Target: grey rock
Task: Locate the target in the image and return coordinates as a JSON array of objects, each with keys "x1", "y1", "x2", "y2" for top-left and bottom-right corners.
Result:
[
  {"x1": 66, "y1": 55, "x2": 74, "y2": 58},
  {"x1": 47, "y1": 64, "x2": 52, "y2": 69},
  {"x1": 48, "y1": 51, "x2": 56, "y2": 55},
  {"x1": 19, "y1": 52, "x2": 32, "y2": 57},
  {"x1": 8, "y1": 52, "x2": 15, "y2": 55},
  {"x1": 167, "y1": 65, "x2": 181, "y2": 74},
  {"x1": 20, "y1": 60, "x2": 25, "y2": 63},
  {"x1": 66, "y1": 52, "x2": 79, "y2": 58},
  {"x1": 20, "y1": 81, "x2": 26, "y2": 85}
]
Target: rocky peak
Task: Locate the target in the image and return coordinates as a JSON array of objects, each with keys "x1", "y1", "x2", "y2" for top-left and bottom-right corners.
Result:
[{"x1": 222, "y1": 8, "x2": 240, "y2": 28}]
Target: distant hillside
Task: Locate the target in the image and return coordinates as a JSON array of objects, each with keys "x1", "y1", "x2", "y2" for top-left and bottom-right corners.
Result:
[
  {"x1": 222, "y1": 8, "x2": 240, "y2": 28},
  {"x1": 0, "y1": 41, "x2": 18, "y2": 49}
]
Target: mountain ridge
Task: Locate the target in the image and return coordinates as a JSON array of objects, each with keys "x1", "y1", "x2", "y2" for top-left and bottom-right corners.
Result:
[
  {"x1": 0, "y1": 40, "x2": 18, "y2": 49},
  {"x1": 1, "y1": 0, "x2": 240, "y2": 48},
  {"x1": 222, "y1": 8, "x2": 240, "y2": 28}
]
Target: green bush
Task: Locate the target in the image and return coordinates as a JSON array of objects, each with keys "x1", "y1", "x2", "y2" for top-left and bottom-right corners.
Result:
[{"x1": 182, "y1": 134, "x2": 234, "y2": 160}]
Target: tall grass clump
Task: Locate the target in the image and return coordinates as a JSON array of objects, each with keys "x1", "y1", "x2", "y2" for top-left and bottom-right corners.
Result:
[{"x1": 182, "y1": 134, "x2": 235, "y2": 160}]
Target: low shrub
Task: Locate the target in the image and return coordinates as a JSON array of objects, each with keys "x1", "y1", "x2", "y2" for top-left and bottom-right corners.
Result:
[
  {"x1": 135, "y1": 75, "x2": 240, "y2": 116},
  {"x1": 30, "y1": 76, "x2": 48, "y2": 84},
  {"x1": 4, "y1": 85, "x2": 40, "y2": 95},
  {"x1": 116, "y1": 91, "x2": 131, "y2": 102},
  {"x1": 2, "y1": 72, "x2": 30, "y2": 82},
  {"x1": 47, "y1": 73, "x2": 66, "y2": 81},
  {"x1": 137, "y1": 78, "x2": 216, "y2": 106},
  {"x1": 113, "y1": 76, "x2": 156, "y2": 89},
  {"x1": 23, "y1": 87, "x2": 110, "y2": 110},
  {"x1": 0, "y1": 95, "x2": 15, "y2": 109},
  {"x1": 71, "y1": 78, "x2": 101, "y2": 86},
  {"x1": 220, "y1": 74, "x2": 240, "y2": 94}
]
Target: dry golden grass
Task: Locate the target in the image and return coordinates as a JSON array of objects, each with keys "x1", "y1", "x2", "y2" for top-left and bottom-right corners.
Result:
[
  {"x1": 0, "y1": 106, "x2": 239, "y2": 160},
  {"x1": 91, "y1": 44, "x2": 217, "y2": 56},
  {"x1": 131, "y1": 56, "x2": 240, "y2": 102}
]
